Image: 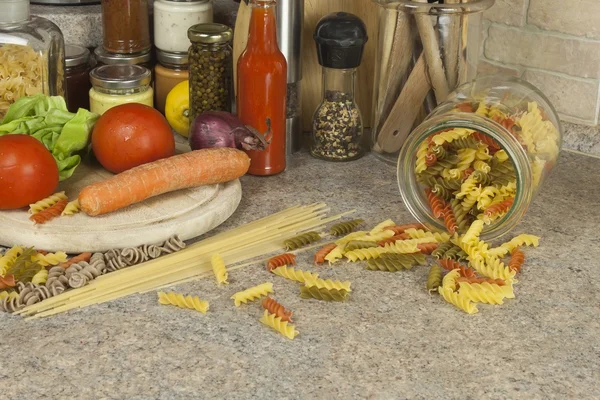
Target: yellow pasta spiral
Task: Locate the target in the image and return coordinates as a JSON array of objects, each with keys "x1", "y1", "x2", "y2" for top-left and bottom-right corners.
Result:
[
  {"x1": 432, "y1": 128, "x2": 472, "y2": 146},
  {"x1": 382, "y1": 239, "x2": 424, "y2": 254},
  {"x1": 415, "y1": 140, "x2": 429, "y2": 173},
  {"x1": 31, "y1": 268, "x2": 48, "y2": 285},
  {"x1": 369, "y1": 219, "x2": 395, "y2": 235},
  {"x1": 442, "y1": 269, "x2": 461, "y2": 291},
  {"x1": 303, "y1": 276, "x2": 351, "y2": 292},
  {"x1": 456, "y1": 148, "x2": 477, "y2": 171},
  {"x1": 500, "y1": 234, "x2": 540, "y2": 253},
  {"x1": 470, "y1": 256, "x2": 516, "y2": 281},
  {"x1": 157, "y1": 291, "x2": 209, "y2": 313},
  {"x1": 334, "y1": 231, "x2": 369, "y2": 246},
  {"x1": 439, "y1": 287, "x2": 478, "y2": 314},
  {"x1": 345, "y1": 247, "x2": 387, "y2": 262},
  {"x1": 33, "y1": 252, "x2": 68, "y2": 267},
  {"x1": 210, "y1": 253, "x2": 228, "y2": 285},
  {"x1": 324, "y1": 245, "x2": 344, "y2": 264},
  {"x1": 0, "y1": 291, "x2": 19, "y2": 301},
  {"x1": 404, "y1": 228, "x2": 450, "y2": 243},
  {"x1": 259, "y1": 310, "x2": 299, "y2": 339},
  {"x1": 459, "y1": 281, "x2": 514, "y2": 302},
  {"x1": 461, "y1": 220, "x2": 485, "y2": 245},
  {"x1": 272, "y1": 266, "x2": 319, "y2": 284},
  {"x1": 473, "y1": 160, "x2": 491, "y2": 173},
  {"x1": 28, "y1": 192, "x2": 67, "y2": 214},
  {"x1": 61, "y1": 200, "x2": 81, "y2": 216},
  {"x1": 231, "y1": 282, "x2": 273, "y2": 307},
  {"x1": 0, "y1": 246, "x2": 23, "y2": 275}
]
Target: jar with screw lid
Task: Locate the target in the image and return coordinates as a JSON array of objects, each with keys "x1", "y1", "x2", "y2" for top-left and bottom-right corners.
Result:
[
  {"x1": 89, "y1": 64, "x2": 153, "y2": 115},
  {"x1": 155, "y1": 50, "x2": 189, "y2": 114},
  {"x1": 65, "y1": 45, "x2": 92, "y2": 112},
  {"x1": 397, "y1": 75, "x2": 562, "y2": 240},
  {"x1": 187, "y1": 23, "x2": 233, "y2": 121},
  {"x1": 154, "y1": 0, "x2": 213, "y2": 53}
]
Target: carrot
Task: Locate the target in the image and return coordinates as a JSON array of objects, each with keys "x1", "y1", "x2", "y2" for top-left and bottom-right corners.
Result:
[{"x1": 79, "y1": 148, "x2": 250, "y2": 216}]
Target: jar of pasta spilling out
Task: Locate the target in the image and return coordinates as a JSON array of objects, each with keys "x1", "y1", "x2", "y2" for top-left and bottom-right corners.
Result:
[
  {"x1": 397, "y1": 76, "x2": 562, "y2": 240},
  {"x1": 0, "y1": 0, "x2": 65, "y2": 119}
]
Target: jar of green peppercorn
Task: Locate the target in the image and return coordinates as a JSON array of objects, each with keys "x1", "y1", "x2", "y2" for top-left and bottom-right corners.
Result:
[{"x1": 188, "y1": 23, "x2": 233, "y2": 121}]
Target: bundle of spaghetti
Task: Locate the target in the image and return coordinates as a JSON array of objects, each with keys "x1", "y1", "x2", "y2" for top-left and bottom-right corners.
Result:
[{"x1": 18, "y1": 203, "x2": 349, "y2": 319}]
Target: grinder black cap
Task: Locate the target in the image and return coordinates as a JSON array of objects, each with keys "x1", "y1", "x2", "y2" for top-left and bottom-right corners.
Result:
[{"x1": 313, "y1": 12, "x2": 368, "y2": 69}]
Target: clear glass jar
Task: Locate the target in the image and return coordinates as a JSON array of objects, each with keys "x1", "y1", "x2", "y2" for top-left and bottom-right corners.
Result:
[
  {"x1": 101, "y1": 0, "x2": 151, "y2": 54},
  {"x1": 155, "y1": 50, "x2": 189, "y2": 114},
  {"x1": 371, "y1": 0, "x2": 494, "y2": 166},
  {"x1": 65, "y1": 45, "x2": 92, "y2": 112},
  {"x1": 398, "y1": 76, "x2": 562, "y2": 239},
  {"x1": 94, "y1": 47, "x2": 152, "y2": 70},
  {"x1": 154, "y1": 0, "x2": 213, "y2": 53},
  {"x1": 310, "y1": 68, "x2": 364, "y2": 161},
  {"x1": 188, "y1": 23, "x2": 233, "y2": 121},
  {"x1": 0, "y1": 0, "x2": 65, "y2": 118},
  {"x1": 89, "y1": 64, "x2": 153, "y2": 115}
]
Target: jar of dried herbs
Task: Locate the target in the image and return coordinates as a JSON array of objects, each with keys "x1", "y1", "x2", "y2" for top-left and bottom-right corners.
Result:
[
  {"x1": 310, "y1": 12, "x2": 368, "y2": 162},
  {"x1": 187, "y1": 23, "x2": 233, "y2": 121}
]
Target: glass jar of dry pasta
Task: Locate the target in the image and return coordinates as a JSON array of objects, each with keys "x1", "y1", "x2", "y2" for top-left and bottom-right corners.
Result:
[{"x1": 397, "y1": 75, "x2": 562, "y2": 240}]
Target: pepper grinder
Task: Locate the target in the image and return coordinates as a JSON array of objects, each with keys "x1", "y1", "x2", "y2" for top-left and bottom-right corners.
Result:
[{"x1": 276, "y1": 0, "x2": 303, "y2": 155}]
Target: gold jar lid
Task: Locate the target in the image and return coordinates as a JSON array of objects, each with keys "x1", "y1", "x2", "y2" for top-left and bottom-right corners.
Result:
[{"x1": 188, "y1": 23, "x2": 233, "y2": 44}]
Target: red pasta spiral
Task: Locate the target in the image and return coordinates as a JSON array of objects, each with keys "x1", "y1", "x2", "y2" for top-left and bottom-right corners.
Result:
[
  {"x1": 484, "y1": 197, "x2": 515, "y2": 217},
  {"x1": 438, "y1": 258, "x2": 476, "y2": 279},
  {"x1": 0, "y1": 274, "x2": 16, "y2": 290},
  {"x1": 262, "y1": 296, "x2": 293, "y2": 322},
  {"x1": 425, "y1": 189, "x2": 447, "y2": 219},
  {"x1": 441, "y1": 204, "x2": 458, "y2": 234},
  {"x1": 492, "y1": 115, "x2": 516, "y2": 133},
  {"x1": 58, "y1": 252, "x2": 92, "y2": 269},
  {"x1": 462, "y1": 167, "x2": 474, "y2": 180},
  {"x1": 384, "y1": 223, "x2": 427, "y2": 235},
  {"x1": 266, "y1": 253, "x2": 296, "y2": 272},
  {"x1": 377, "y1": 233, "x2": 410, "y2": 247},
  {"x1": 425, "y1": 152, "x2": 437, "y2": 167},
  {"x1": 456, "y1": 276, "x2": 506, "y2": 286},
  {"x1": 29, "y1": 199, "x2": 68, "y2": 225},
  {"x1": 456, "y1": 102, "x2": 474, "y2": 113},
  {"x1": 472, "y1": 131, "x2": 501, "y2": 153},
  {"x1": 416, "y1": 242, "x2": 439, "y2": 255},
  {"x1": 314, "y1": 243, "x2": 337, "y2": 264},
  {"x1": 508, "y1": 247, "x2": 525, "y2": 273}
]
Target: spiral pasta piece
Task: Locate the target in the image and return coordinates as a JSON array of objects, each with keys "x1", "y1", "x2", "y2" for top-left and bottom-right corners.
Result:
[
  {"x1": 508, "y1": 247, "x2": 525, "y2": 273},
  {"x1": 324, "y1": 245, "x2": 345, "y2": 264},
  {"x1": 300, "y1": 285, "x2": 349, "y2": 302},
  {"x1": 158, "y1": 291, "x2": 209, "y2": 313},
  {"x1": 272, "y1": 266, "x2": 319, "y2": 284},
  {"x1": 455, "y1": 148, "x2": 477, "y2": 171},
  {"x1": 404, "y1": 228, "x2": 450, "y2": 243},
  {"x1": 31, "y1": 269, "x2": 48, "y2": 285},
  {"x1": 438, "y1": 258, "x2": 476, "y2": 279},
  {"x1": 29, "y1": 199, "x2": 68, "y2": 224},
  {"x1": 456, "y1": 276, "x2": 506, "y2": 287},
  {"x1": 439, "y1": 287, "x2": 478, "y2": 314},
  {"x1": 66, "y1": 253, "x2": 107, "y2": 288},
  {"x1": 284, "y1": 232, "x2": 321, "y2": 250},
  {"x1": 432, "y1": 128, "x2": 473, "y2": 146},
  {"x1": 46, "y1": 266, "x2": 69, "y2": 291},
  {"x1": 442, "y1": 204, "x2": 458, "y2": 234},
  {"x1": 33, "y1": 251, "x2": 68, "y2": 267},
  {"x1": 457, "y1": 281, "x2": 512, "y2": 304},
  {"x1": 0, "y1": 274, "x2": 16, "y2": 290},
  {"x1": 417, "y1": 242, "x2": 439, "y2": 255},
  {"x1": 158, "y1": 236, "x2": 186, "y2": 254},
  {"x1": 0, "y1": 295, "x2": 23, "y2": 313},
  {"x1": 500, "y1": 234, "x2": 540, "y2": 252},
  {"x1": 329, "y1": 219, "x2": 364, "y2": 236},
  {"x1": 314, "y1": 244, "x2": 337, "y2": 264},
  {"x1": 425, "y1": 189, "x2": 447, "y2": 218},
  {"x1": 344, "y1": 240, "x2": 378, "y2": 251},
  {"x1": 28, "y1": 192, "x2": 67, "y2": 214},
  {"x1": 415, "y1": 139, "x2": 429, "y2": 173},
  {"x1": 0, "y1": 290, "x2": 19, "y2": 302},
  {"x1": 259, "y1": 310, "x2": 299, "y2": 339},
  {"x1": 266, "y1": 253, "x2": 296, "y2": 272},
  {"x1": 345, "y1": 247, "x2": 388, "y2": 262},
  {"x1": 61, "y1": 199, "x2": 81, "y2": 216},
  {"x1": 261, "y1": 297, "x2": 293, "y2": 323},
  {"x1": 370, "y1": 219, "x2": 396, "y2": 235},
  {"x1": 426, "y1": 264, "x2": 443, "y2": 293},
  {"x1": 231, "y1": 282, "x2": 274, "y2": 307},
  {"x1": 211, "y1": 253, "x2": 228, "y2": 285},
  {"x1": 303, "y1": 276, "x2": 351, "y2": 292},
  {"x1": 377, "y1": 233, "x2": 410, "y2": 247},
  {"x1": 442, "y1": 269, "x2": 461, "y2": 291},
  {"x1": 58, "y1": 252, "x2": 92, "y2": 269},
  {"x1": 483, "y1": 197, "x2": 514, "y2": 217},
  {"x1": 470, "y1": 256, "x2": 516, "y2": 281},
  {"x1": 366, "y1": 253, "x2": 425, "y2": 272},
  {"x1": 0, "y1": 246, "x2": 23, "y2": 276},
  {"x1": 461, "y1": 220, "x2": 484, "y2": 245}
]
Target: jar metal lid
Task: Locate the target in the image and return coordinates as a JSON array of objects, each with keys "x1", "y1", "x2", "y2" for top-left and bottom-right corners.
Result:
[
  {"x1": 188, "y1": 23, "x2": 233, "y2": 44},
  {"x1": 156, "y1": 49, "x2": 189, "y2": 66},
  {"x1": 160, "y1": 0, "x2": 210, "y2": 2},
  {"x1": 65, "y1": 45, "x2": 90, "y2": 68},
  {"x1": 94, "y1": 47, "x2": 151, "y2": 65},
  {"x1": 90, "y1": 65, "x2": 152, "y2": 90}
]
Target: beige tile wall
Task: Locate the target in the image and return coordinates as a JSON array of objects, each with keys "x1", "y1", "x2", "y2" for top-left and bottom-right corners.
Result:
[{"x1": 479, "y1": 0, "x2": 600, "y2": 126}]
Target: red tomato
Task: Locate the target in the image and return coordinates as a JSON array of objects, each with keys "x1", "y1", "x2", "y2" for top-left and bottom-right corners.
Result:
[
  {"x1": 0, "y1": 135, "x2": 59, "y2": 210},
  {"x1": 92, "y1": 103, "x2": 175, "y2": 173}
]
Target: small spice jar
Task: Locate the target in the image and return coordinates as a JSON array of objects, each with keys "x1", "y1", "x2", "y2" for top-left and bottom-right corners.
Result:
[
  {"x1": 65, "y1": 45, "x2": 92, "y2": 112},
  {"x1": 155, "y1": 50, "x2": 189, "y2": 114},
  {"x1": 154, "y1": 0, "x2": 213, "y2": 53},
  {"x1": 397, "y1": 76, "x2": 563, "y2": 239},
  {"x1": 310, "y1": 12, "x2": 368, "y2": 161},
  {"x1": 187, "y1": 23, "x2": 233, "y2": 121},
  {"x1": 101, "y1": 0, "x2": 151, "y2": 54},
  {"x1": 89, "y1": 64, "x2": 153, "y2": 115}
]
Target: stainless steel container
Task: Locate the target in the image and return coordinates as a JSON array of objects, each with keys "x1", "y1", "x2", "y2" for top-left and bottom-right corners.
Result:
[{"x1": 276, "y1": 0, "x2": 303, "y2": 154}]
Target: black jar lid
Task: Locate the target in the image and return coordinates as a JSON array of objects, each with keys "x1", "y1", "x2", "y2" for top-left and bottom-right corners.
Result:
[{"x1": 313, "y1": 12, "x2": 368, "y2": 69}]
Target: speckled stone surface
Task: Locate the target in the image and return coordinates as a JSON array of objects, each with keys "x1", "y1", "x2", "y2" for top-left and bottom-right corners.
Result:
[
  {"x1": 562, "y1": 121, "x2": 600, "y2": 157},
  {"x1": 1, "y1": 150, "x2": 599, "y2": 399}
]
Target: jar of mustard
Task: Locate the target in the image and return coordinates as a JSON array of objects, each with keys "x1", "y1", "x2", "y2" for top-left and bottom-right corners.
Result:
[
  {"x1": 155, "y1": 50, "x2": 189, "y2": 114},
  {"x1": 89, "y1": 64, "x2": 153, "y2": 115}
]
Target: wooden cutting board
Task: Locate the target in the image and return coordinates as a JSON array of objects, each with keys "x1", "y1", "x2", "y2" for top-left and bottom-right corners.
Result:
[
  {"x1": 233, "y1": 0, "x2": 378, "y2": 131},
  {"x1": 0, "y1": 152, "x2": 242, "y2": 253}
]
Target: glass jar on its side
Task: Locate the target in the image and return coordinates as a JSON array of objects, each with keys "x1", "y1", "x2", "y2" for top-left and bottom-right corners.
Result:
[
  {"x1": 89, "y1": 64, "x2": 153, "y2": 115},
  {"x1": 155, "y1": 50, "x2": 189, "y2": 114},
  {"x1": 187, "y1": 23, "x2": 233, "y2": 121},
  {"x1": 398, "y1": 75, "x2": 562, "y2": 240},
  {"x1": 154, "y1": 0, "x2": 213, "y2": 53},
  {"x1": 65, "y1": 45, "x2": 92, "y2": 112},
  {"x1": 101, "y1": 0, "x2": 151, "y2": 54}
]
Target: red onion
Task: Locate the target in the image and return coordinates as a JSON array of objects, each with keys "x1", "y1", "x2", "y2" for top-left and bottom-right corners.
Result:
[{"x1": 188, "y1": 111, "x2": 271, "y2": 151}]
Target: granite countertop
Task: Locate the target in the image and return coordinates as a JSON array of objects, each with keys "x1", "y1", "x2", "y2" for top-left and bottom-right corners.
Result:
[{"x1": 1, "y1": 150, "x2": 599, "y2": 399}]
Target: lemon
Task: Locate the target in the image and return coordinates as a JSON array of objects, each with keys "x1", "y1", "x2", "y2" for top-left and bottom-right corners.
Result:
[{"x1": 165, "y1": 80, "x2": 190, "y2": 137}]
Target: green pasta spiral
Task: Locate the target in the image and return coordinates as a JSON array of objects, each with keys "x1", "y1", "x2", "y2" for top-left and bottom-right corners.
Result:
[
  {"x1": 448, "y1": 136, "x2": 479, "y2": 150},
  {"x1": 365, "y1": 253, "x2": 426, "y2": 272},
  {"x1": 300, "y1": 286, "x2": 349, "y2": 302},
  {"x1": 430, "y1": 145, "x2": 447, "y2": 160},
  {"x1": 426, "y1": 264, "x2": 443, "y2": 293},
  {"x1": 442, "y1": 246, "x2": 469, "y2": 262},
  {"x1": 284, "y1": 232, "x2": 321, "y2": 250},
  {"x1": 450, "y1": 198, "x2": 471, "y2": 233},
  {"x1": 344, "y1": 240, "x2": 377, "y2": 251},
  {"x1": 432, "y1": 242, "x2": 454, "y2": 259},
  {"x1": 432, "y1": 183, "x2": 452, "y2": 201},
  {"x1": 329, "y1": 219, "x2": 364, "y2": 236},
  {"x1": 472, "y1": 170, "x2": 491, "y2": 186},
  {"x1": 417, "y1": 175, "x2": 461, "y2": 191}
]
